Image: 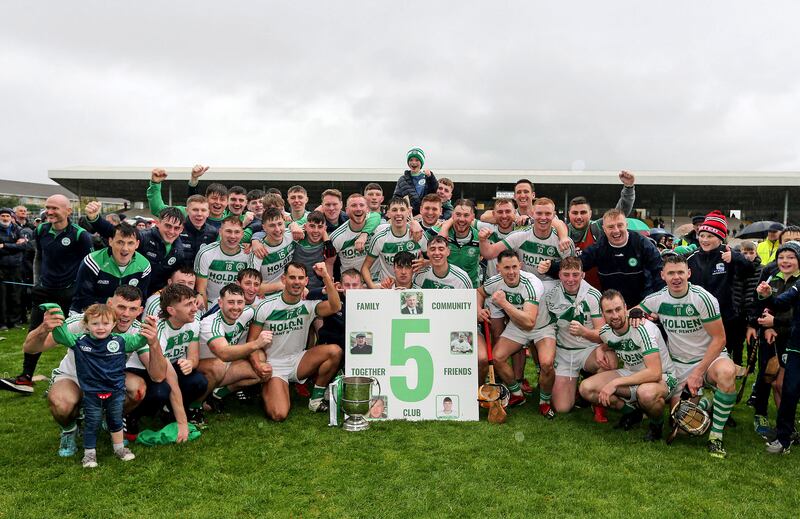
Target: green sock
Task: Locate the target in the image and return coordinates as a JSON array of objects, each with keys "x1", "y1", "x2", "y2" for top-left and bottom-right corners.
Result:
[
  {"x1": 539, "y1": 391, "x2": 551, "y2": 404},
  {"x1": 214, "y1": 386, "x2": 232, "y2": 398},
  {"x1": 61, "y1": 422, "x2": 77, "y2": 433},
  {"x1": 189, "y1": 401, "x2": 203, "y2": 410},
  {"x1": 710, "y1": 389, "x2": 736, "y2": 439},
  {"x1": 699, "y1": 397, "x2": 710, "y2": 411},
  {"x1": 508, "y1": 381, "x2": 521, "y2": 395},
  {"x1": 622, "y1": 404, "x2": 636, "y2": 415},
  {"x1": 311, "y1": 385, "x2": 326, "y2": 400}
]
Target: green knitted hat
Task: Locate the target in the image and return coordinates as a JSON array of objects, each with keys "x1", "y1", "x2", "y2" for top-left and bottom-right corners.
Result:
[{"x1": 406, "y1": 148, "x2": 425, "y2": 168}]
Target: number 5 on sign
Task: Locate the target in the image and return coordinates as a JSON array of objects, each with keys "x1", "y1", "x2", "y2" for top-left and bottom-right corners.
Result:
[{"x1": 390, "y1": 319, "x2": 434, "y2": 402}]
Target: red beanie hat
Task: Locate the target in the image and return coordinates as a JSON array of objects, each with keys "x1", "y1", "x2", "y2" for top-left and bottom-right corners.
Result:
[{"x1": 698, "y1": 210, "x2": 727, "y2": 240}]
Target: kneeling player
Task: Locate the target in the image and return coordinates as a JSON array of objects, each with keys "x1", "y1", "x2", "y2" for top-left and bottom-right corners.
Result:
[
  {"x1": 544, "y1": 258, "x2": 609, "y2": 419},
  {"x1": 197, "y1": 284, "x2": 273, "y2": 414},
  {"x1": 477, "y1": 250, "x2": 543, "y2": 408},
  {"x1": 580, "y1": 290, "x2": 677, "y2": 441},
  {"x1": 638, "y1": 254, "x2": 737, "y2": 458},
  {"x1": 247, "y1": 262, "x2": 342, "y2": 421}
]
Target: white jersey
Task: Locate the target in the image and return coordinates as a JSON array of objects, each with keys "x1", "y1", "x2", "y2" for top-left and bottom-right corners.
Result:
[
  {"x1": 199, "y1": 306, "x2": 255, "y2": 360},
  {"x1": 143, "y1": 292, "x2": 161, "y2": 318},
  {"x1": 127, "y1": 315, "x2": 201, "y2": 368},
  {"x1": 329, "y1": 221, "x2": 374, "y2": 275},
  {"x1": 253, "y1": 293, "x2": 321, "y2": 361},
  {"x1": 412, "y1": 264, "x2": 473, "y2": 289},
  {"x1": 484, "y1": 224, "x2": 516, "y2": 279},
  {"x1": 639, "y1": 283, "x2": 721, "y2": 365},
  {"x1": 481, "y1": 270, "x2": 544, "y2": 310},
  {"x1": 501, "y1": 226, "x2": 575, "y2": 284},
  {"x1": 599, "y1": 320, "x2": 675, "y2": 376},
  {"x1": 544, "y1": 280, "x2": 602, "y2": 350},
  {"x1": 194, "y1": 242, "x2": 250, "y2": 303},
  {"x1": 249, "y1": 231, "x2": 295, "y2": 284},
  {"x1": 56, "y1": 315, "x2": 143, "y2": 377},
  {"x1": 366, "y1": 224, "x2": 427, "y2": 281}
]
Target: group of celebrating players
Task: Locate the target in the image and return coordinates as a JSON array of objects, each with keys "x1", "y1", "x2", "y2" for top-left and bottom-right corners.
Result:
[{"x1": 2, "y1": 146, "x2": 797, "y2": 468}]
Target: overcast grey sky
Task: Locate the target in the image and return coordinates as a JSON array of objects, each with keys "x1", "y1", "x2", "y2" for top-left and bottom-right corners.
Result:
[{"x1": 1, "y1": 1, "x2": 799, "y2": 184}]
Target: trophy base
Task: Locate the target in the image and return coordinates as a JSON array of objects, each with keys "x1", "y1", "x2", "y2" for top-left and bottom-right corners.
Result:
[{"x1": 342, "y1": 415, "x2": 370, "y2": 432}]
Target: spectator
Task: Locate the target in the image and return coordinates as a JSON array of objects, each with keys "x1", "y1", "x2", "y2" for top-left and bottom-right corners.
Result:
[
  {"x1": 13, "y1": 205, "x2": 35, "y2": 231},
  {"x1": 757, "y1": 223, "x2": 783, "y2": 265},
  {"x1": 679, "y1": 214, "x2": 706, "y2": 247},
  {"x1": 579, "y1": 208, "x2": 664, "y2": 307},
  {"x1": 687, "y1": 211, "x2": 754, "y2": 372},
  {"x1": 320, "y1": 189, "x2": 348, "y2": 234},
  {"x1": 392, "y1": 147, "x2": 438, "y2": 216},
  {"x1": 735, "y1": 241, "x2": 764, "y2": 366},
  {"x1": 0, "y1": 208, "x2": 25, "y2": 330}
]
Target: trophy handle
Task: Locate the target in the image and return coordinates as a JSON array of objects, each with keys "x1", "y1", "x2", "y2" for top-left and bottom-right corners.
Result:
[
  {"x1": 370, "y1": 377, "x2": 382, "y2": 399},
  {"x1": 331, "y1": 376, "x2": 343, "y2": 408}
]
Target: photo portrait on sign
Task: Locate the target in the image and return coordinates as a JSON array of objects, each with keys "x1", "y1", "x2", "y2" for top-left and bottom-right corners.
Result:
[
  {"x1": 400, "y1": 291, "x2": 424, "y2": 315},
  {"x1": 437, "y1": 395, "x2": 459, "y2": 419},
  {"x1": 450, "y1": 331, "x2": 473, "y2": 354},
  {"x1": 368, "y1": 396, "x2": 388, "y2": 419},
  {"x1": 349, "y1": 331, "x2": 373, "y2": 354}
]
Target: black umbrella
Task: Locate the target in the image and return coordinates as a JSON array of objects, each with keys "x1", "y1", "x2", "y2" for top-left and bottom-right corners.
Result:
[
  {"x1": 648, "y1": 227, "x2": 673, "y2": 239},
  {"x1": 738, "y1": 221, "x2": 783, "y2": 239}
]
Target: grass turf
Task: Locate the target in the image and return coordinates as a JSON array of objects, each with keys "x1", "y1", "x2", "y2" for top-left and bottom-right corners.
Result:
[{"x1": 1, "y1": 326, "x2": 799, "y2": 518}]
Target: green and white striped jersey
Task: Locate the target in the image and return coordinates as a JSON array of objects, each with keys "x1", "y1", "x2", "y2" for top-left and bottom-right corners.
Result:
[
  {"x1": 366, "y1": 224, "x2": 427, "y2": 281},
  {"x1": 501, "y1": 226, "x2": 575, "y2": 284},
  {"x1": 57, "y1": 315, "x2": 143, "y2": 377},
  {"x1": 127, "y1": 315, "x2": 200, "y2": 368},
  {"x1": 481, "y1": 270, "x2": 544, "y2": 310},
  {"x1": 599, "y1": 320, "x2": 675, "y2": 375},
  {"x1": 544, "y1": 280, "x2": 602, "y2": 350},
  {"x1": 412, "y1": 264, "x2": 473, "y2": 289},
  {"x1": 484, "y1": 224, "x2": 516, "y2": 279},
  {"x1": 143, "y1": 292, "x2": 161, "y2": 318},
  {"x1": 330, "y1": 221, "x2": 372, "y2": 274},
  {"x1": 639, "y1": 283, "x2": 721, "y2": 364},
  {"x1": 199, "y1": 307, "x2": 255, "y2": 359},
  {"x1": 194, "y1": 242, "x2": 249, "y2": 303},
  {"x1": 253, "y1": 293, "x2": 320, "y2": 360},
  {"x1": 249, "y1": 231, "x2": 295, "y2": 284}
]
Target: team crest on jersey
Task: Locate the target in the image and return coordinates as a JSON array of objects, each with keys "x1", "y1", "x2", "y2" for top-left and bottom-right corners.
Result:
[
  {"x1": 61, "y1": 237, "x2": 71, "y2": 246},
  {"x1": 168, "y1": 257, "x2": 177, "y2": 265},
  {"x1": 129, "y1": 279, "x2": 139, "y2": 286},
  {"x1": 467, "y1": 248, "x2": 477, "y2": 256},
  {"x1": 628, "y1": 258, "x2": 639, "y2": 267},
  {"x1": 107, "y1": 340, "x2": 121, "y2": 353},
  {"x1": 713, "y1": 262, "x2": 725, "y2": 274},
  {"x1": 546, "y1": 246, "x2": 556, "y2": 256},
  {"x1": 685, "y1": 306, "x2": 695, "y2": 316}
]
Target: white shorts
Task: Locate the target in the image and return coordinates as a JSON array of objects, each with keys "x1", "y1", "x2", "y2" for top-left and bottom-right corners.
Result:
[
  {"x1": 269, "y1": 351, "x2": 307, "y2": 384},
  {"x1": 555, "y1": 345, "x2": 599, "y2": 378},
  {"x1": 500, "y1": 321, "x2": 535, "y2": 347},
  {"x1": 488, "y1": 300, "x2": 505, "y2": 319},
  {"x1": 671, "y1": 351, "x2": 730, "y2": 398},
  {"x1": 49, "y1": 368, "x2": 79, "y2": 389},
  {"x1": 615, "y1": 369, "x2": 678, "y2": 404}
]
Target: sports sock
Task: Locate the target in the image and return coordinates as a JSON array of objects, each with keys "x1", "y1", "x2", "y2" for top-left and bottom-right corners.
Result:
[
  {"x1": 22, "y1": 352, "x2": 41, "y2": 378},
  {"x1": 621, "y1": 404, "x2": 636, "y2": 414},
  {"x1": 214, "y1": 386, "x2": 232, "y2": 398},
  {"x1": 698, "y1": 397, "x2": 710, "y2": 411},
  {"x1": 508, "y1": 381, "x2": 522, "y2": 396},
  {"x1": 311, "y1": 385, "x2": 326, "y2": 400},
  {"x1": 113, "y1": 443, "x2": 124, "y2": 453},
  {"x1": 539, "y1": 391, "x2": 551, "y2": 405},
  {"x1": 189, "y1": 401, "x2": 203, "y2": 410},
  {"x1": 710, "y1": 389, "x2": 736, "y2": 440},
  {"x1": 61, "y1": 422, "x2": 77, "y2": 433}
]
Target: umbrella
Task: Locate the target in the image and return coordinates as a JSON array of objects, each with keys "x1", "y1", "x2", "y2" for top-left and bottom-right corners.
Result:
[
  {"x1": 738, "y1": 221, "x2": 783, "y2": 240},
  {"x1": 649, "y1": 227, "x2": 673, "y2": 239},
  {"x1": 674, "y1": 223, "x2": 694, "y2": 237},
  {"x1": 626, "y1": 218, "x2": 650, "y2": 234}
]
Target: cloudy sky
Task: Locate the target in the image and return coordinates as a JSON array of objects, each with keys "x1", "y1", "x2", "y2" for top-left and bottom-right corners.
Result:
[{"x1": 2, "y1": 1, "x2": 799, "y2": 184}]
